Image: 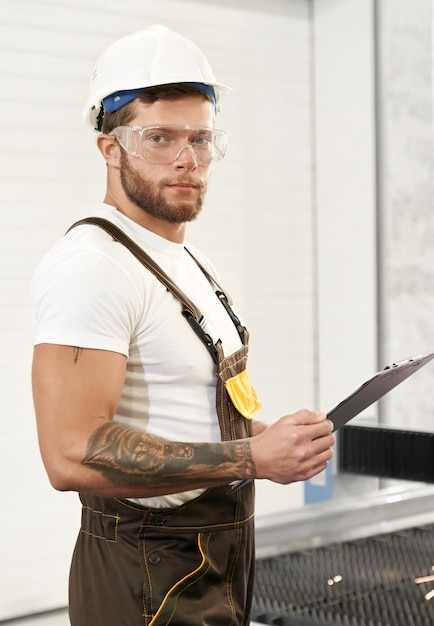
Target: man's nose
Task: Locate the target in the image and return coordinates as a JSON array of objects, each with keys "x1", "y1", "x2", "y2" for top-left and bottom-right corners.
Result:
[{"x1": 173, "y1": 144, "x2": 198, "y2": 169}]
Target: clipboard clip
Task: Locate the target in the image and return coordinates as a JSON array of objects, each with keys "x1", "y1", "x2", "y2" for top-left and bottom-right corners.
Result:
[{"x1": 384, "y1": 354, "x2": 424, "y2": 370}]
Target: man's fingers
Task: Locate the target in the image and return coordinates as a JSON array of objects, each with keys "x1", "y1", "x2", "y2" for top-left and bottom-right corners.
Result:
[{"x1": 280, "y1": 409, "x2": 327, "y2": 426}]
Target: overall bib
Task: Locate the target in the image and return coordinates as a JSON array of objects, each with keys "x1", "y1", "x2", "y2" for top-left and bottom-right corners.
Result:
[{"x1": 67, "y1": 218, "x2": 260, "y2": 626}]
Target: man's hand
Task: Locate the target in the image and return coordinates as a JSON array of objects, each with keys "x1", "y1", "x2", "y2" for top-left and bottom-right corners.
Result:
[{"x1": 250, "y1": 409, "x2": 335, "y2": 484}]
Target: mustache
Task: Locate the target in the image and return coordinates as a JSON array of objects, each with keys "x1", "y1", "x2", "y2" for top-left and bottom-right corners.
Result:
[{"x1": 162, "y1": 176, "x2": 204, "y2": 188}]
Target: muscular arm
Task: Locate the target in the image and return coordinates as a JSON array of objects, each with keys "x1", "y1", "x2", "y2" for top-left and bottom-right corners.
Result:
[
  {"x1": 32, "y1": 344, "x2": 256, "y2": 497},
  {"x1": 32, "y1": 344, "x2": 335, "y2": 497},
  {"x1": 82, "y1": 422, "x2": 255, "y2": 493}
]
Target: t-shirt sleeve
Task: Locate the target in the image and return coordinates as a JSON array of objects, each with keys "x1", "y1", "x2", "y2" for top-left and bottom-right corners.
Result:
[{"x1": 31, "y1": 246, "x2": 142, "y2": 357}]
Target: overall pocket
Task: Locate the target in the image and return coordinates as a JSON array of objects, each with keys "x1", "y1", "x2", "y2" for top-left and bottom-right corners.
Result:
[{"x1": 144, "y1": 526, "x2": 249, "y2": 626}]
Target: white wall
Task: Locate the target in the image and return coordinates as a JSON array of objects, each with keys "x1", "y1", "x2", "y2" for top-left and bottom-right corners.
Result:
[
  {"x1": 314, "y1": 0, "x2": 377, "y2": 418},
  {"x1": 0, "y1": 0, "x2": 317, "y2": 618},
  {"x1": 310, "y1": 0, "x2": 378, "y2": 505},
  {"x1": 377, "y1": 0, "x2": 434, "y2": 430}
]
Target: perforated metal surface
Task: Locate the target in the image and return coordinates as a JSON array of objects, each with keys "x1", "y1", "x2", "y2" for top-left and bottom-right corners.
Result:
[{"x1": 252, "y1": 524, "x2": 434, "y2": 625}]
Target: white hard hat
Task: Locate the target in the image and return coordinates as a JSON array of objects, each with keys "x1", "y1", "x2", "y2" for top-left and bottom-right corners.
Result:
[{"x1": 83, "y1": 24, "x2": 232, "y2": 130}]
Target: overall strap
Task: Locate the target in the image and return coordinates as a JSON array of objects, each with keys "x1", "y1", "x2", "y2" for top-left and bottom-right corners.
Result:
[
  {"x1": 66, "y1": 217, "x2": 219, "y2": 363},
  {"x1": 185, "y1": 249, "x2": 247, "y2": 344}
]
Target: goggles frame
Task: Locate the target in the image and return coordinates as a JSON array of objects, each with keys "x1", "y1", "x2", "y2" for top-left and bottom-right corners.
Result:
[{"x1": 110, "y1": 125, "x2": 228, "y2": 165}]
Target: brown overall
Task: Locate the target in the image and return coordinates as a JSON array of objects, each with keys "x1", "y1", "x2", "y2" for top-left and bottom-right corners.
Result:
[{"x1": 67, "y1": 218, "x2": 256, "y2": 626}]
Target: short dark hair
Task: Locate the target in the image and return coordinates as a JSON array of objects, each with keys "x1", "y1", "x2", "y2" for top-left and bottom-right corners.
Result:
[{"x1": 100, "y1": 84, "x2": 212, "y2": 134}]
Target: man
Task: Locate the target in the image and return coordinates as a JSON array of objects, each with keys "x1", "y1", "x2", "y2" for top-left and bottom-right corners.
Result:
[{"x1": 31, "y1": 25, "x2": 334, "y2": 626}]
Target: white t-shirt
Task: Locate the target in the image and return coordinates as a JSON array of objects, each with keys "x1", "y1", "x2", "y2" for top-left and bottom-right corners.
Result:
[{"x1": 32, "y1": 204, "x2": 243, "y2": 507}]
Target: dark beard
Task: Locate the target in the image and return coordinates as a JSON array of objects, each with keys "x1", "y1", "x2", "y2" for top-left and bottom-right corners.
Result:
[{"x1": 119, "y1": 150, "x2": 206, "y2": 224}]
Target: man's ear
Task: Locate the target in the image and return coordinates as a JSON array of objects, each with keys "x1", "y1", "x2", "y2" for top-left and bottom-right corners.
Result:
[{"x1": 97, "y1": 134, "x2": 121, "y2": 167}]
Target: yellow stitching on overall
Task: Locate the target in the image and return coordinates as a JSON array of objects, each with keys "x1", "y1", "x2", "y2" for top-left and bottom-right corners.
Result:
[
  {"x1": 79, "y1": 505, "x2": 120, "y2": 542},
  {"x1": 149, "y1": 533, "x2": 210, "y2": 626},
  {"x1": 226, "y1": 496, "x2": 244, "y2": 620}
]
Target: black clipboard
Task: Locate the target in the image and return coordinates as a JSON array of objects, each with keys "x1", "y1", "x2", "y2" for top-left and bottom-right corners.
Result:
[
  {"x1": 227, "y1": 351, "x2": 434, "y2": 494},
  {"x1": 328, "y1": 352, "x2": 434, "y2": 430}
]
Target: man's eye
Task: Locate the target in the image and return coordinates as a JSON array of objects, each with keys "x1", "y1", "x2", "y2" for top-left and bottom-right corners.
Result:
[
  {"x1": 192, "y1": 136, "x2": 211, "y2": 146},
  {"x1": 148, "y1": 135, "x2": 167, "y2": 144}
]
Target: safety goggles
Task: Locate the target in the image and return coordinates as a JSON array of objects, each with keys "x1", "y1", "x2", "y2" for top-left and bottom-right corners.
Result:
[{"x1": 110, "y1": 125, "x2": 228, "y2": 165}]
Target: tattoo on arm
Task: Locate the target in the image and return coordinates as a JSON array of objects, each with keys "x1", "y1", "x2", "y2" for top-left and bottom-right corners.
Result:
[
  {"x1": 82, "y1": 421, "x2": 256, "y2": 487},
  {"x1": 73, "y1": 347, "x2": 82, "y2": 365}
]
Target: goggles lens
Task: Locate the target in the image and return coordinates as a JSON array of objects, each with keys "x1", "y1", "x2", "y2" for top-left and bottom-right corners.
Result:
[{"x1": 110, "y1": 125, "x2": 227, "y2": 165}]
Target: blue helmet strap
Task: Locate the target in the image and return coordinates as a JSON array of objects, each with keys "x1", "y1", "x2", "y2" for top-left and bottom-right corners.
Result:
[{"x1": 102, "y1": 83, "x2": 217, "y2": 116}]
